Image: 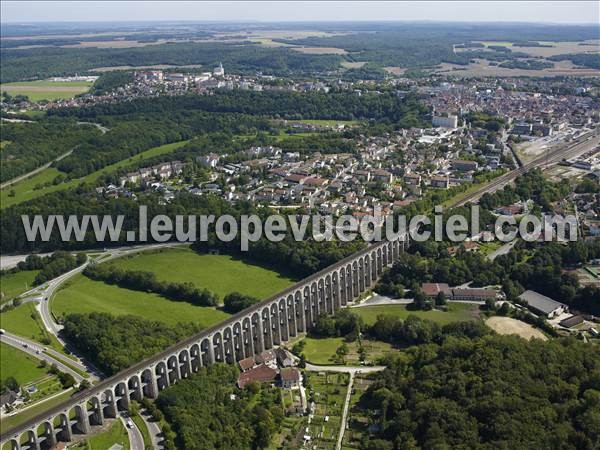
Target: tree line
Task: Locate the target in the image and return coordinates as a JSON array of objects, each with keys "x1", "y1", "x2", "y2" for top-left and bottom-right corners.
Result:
[
  {"x1": 83, "y1": 264, "x2": 218, "y2": 307},
  {"x1": 1, "y1": 251, "x2": 86, "y2": 286},
  {"x1": 61, "y1": 312, "x2": 199, "y2": 375}
]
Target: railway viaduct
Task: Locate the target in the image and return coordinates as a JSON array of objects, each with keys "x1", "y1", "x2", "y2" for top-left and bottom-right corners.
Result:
[{"x1": 0, "y1": 237, "x2": 407, "y2": 449}]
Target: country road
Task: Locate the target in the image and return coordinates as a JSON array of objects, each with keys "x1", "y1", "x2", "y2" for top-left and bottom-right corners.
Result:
[{"x1": 0, "y1": 149, "x2": 74, "y2": 189}]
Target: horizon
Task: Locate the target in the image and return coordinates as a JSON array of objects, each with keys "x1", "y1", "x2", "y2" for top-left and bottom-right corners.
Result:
[{"x1": 1, "y1": 1, "x2": 599, "y2": 25}]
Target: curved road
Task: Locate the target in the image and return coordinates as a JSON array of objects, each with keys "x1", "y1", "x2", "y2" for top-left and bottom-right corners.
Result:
[
  {"x1": 121, "y1": 416, "x2": 145, "y2": 450},
  {"x1": 0, "y1": 331, "x2": 87, "y2": 382}
]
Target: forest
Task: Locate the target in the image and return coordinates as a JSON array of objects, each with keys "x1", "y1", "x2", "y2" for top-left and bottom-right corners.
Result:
[
  {"x1": 50, "y1": 90, "x2": 429, "y2": 126},
  {"x1": 358, "y1": 334, "x2": 600, "y2": 449},
  {"x1": 0, "y1": 119, "x2": 100, "y2": 182},
  {"x1": 61, "y1": 312, "x2": 199, "y2": 375},
  {"x1": 156, "y1": 364, "x2": 284, "y2": 450},
  {"x1": 0, "y1": 41, "x2": 342, "y2": 82}
]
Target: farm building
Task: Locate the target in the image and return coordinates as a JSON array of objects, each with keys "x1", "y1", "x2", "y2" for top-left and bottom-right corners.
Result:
[{"x1": 519, "y1": 290, "x2": 567, "y2": 318}]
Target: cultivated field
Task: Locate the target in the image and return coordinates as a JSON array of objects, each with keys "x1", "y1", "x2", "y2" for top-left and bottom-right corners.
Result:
[
  {"x1": 472, "y1": 40, "x2": 600, "y2": 58},
  {"x1": 0, "y1": 80, "x2": 93, "y2": 102},
  {"x1": 434, "y1": 58, "x2": 599, "y2": 78},
  {"x1": 0, "y1": 140, "x2": 189, "y2": 208},
  {"x1": 486, "y1": 316, "x2": 548, "y2": 340},
  {"x1": 352, "y1": 302, "x2": 481, "y2": 326},
  {"x1": 292, "y1": 46, "x2": 347, "y2": 55}
]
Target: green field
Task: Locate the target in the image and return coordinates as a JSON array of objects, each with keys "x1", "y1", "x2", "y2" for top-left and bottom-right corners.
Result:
[
  {"x1": 294, "y1": 119, "x2": 360, "y2": 126},
  {"x1": 0, "y1": 270, "x2": 39, "y2": 303},
  {"x1": 0, "y1": 80, "x2": 93, "y2": 102},
  {"x1": 1, "y1": 140, "x2": 189, "y2": 208},
  {"x1": 52, "y1": 249, "x2": 295, "y2": 327},
  {"x1": 52, "y1": 274, "x2": 230, "y2": 328},
  {"x1": 1, "y1": 303, "x2": 49, "y2": 343},
  {"x1": 108, "y1": 247, "x2": 296, "y2": 299},
  {"x1": 0, "y1": 342, "x2": 47, "y2": 385},
  {"x1": 87, "y1": 420, "x2": 130, "y2": 450},
  {"x1": 352, "y1": 302, "x2": 481, "y2": 326},
  {"x1": 301, "y1": 336, "x2": 393, "y2": 365}
]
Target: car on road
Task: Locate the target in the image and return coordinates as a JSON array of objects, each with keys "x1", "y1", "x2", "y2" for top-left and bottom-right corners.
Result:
[{"x1": 126, "y1": 419, "x2": 134, "y2": 429}]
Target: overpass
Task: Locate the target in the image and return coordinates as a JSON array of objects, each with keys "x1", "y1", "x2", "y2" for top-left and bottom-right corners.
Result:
[{"x1": 0, "y1": 237, "x2": 408, "y2": 449}]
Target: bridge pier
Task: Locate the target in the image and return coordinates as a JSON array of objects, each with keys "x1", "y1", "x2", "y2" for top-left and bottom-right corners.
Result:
[{"x1": 1, "y1": 238, "x2": 407, "y2": 449}]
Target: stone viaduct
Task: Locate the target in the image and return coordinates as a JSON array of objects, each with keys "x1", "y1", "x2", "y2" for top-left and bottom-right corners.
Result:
[{"x1": 0, "y1": 237, "x2": 407, "y2": 449}]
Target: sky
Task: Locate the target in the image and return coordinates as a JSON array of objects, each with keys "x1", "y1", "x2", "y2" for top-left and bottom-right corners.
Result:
[{"x1": 1, "y1": 1, "x2": 599, "y2": 24}]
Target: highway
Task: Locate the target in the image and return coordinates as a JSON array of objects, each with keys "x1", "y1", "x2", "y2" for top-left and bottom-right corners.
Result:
[
  {"x1": 0, "y1": 331, "x2": 87, "y2": 382},
  {"x1": 446, "y1": 129, "x2": 599, "y2": 209}
]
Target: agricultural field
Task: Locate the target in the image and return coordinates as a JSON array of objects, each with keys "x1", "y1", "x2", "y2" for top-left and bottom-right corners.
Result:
[
  {"x1": 0, "y1": 269, "x2": 39, "y2": 303},
  {"x1": 486, "y1": 316, "x2": 548, "y2": 341},
  {"x1": 0, "y1": 342, "x2": 47, "y2": 385},
  {"x1": 0, "y1": 140, "x2": 189, "y2": 208},
  {"x1": 0, "y1": 80, "x2": 94, "y2": 102},
  {"x1": 342, "y1": 374, "x2": 376, "y2": 449},
  {"x1": 352, "y1": 302, "x2": 481, "y2": 326},
  {"x1": 304, "y1": 371, "x2": 349, "y2": 450},
  {"x1": 107, "y1": 247, "x2": 296, "y2": 299},
  {"x1": 300, "y1": 337, "x2": 393, "y2": 366}
]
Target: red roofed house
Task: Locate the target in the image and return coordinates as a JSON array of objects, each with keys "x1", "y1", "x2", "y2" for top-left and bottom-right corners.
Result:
[
  {"x1": 280, "y1": 368, "x2": 301, "y2": 389},
  {"x1": 237, "y1": 364, "x2": 278, "y2": 389}
]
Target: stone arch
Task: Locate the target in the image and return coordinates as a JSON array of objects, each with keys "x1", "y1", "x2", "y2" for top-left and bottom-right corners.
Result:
[
  {"x1": 251, "y1": 312, "x2": 263, "y2": 355},
  {"x1": 155, "y1": 360, "x2": 169, "y2": 390},
  {"x1": 88, "y1": 396, "x2": 104, "y2": 426},
  {"x1": 141, "y1": 368, "x2": 157, "y2": 399},
  {"x1": 331, "y1": 271, "x2": 340, "y2": 311},
  {"x1": 54, "y1": 412, "x2": 72, "y2": 442},
  {"x1": 323, "y1": 275, "x2": 332, "y2": 315},
  {"x1": 128, "y1": 374, "x2": 142, "y2": 401},
  {"x1": 317, "y1": 278, "x2": 326, "y2": 317},
  {"x1": 200, "y1": 338, "x2": 213, "y2": 366},
  {"x1": 270, "y1": 303, "x2": 281, "y2": 345},
  {"x1": 310, "y1": 282, "x2": 319, "y2": 323},
  {"x1": 166, "y1": 354, "x2": 181, "y2": 385},
  {"x1": 242, "y1": 317, "x2": 253, "y2": 358},
  {"x1": 232, "y1": 321, "x2": 245, "y2": 362},
  {"x1": 286, "y1": 295, "x2": 297, "y2": 337},
  {"x1": 278, "y1": 298, "x2": 289, "y2": 342},
  {"x1": 37, "y1": 421, "x2": 56, "y2": 449},
  {"x1": 261, "y1": 307, "x2": 273, "y2": 350},
  {"x1": 339, "y1": 269, "x2": 347, "y2": 306},
  {"x1": 351, "y1": 260, "x2": 359, "y2": 300},
  {"x1": 178, "y1": 349, "x2": 191, "y2": 379},
  {"x1": 358, "y1": 258, "x2": 365, "y2": 293},
  {"x1": 212, "y1": 332, "x2": 224, "y2": 363},
  {"x1": 223, "y1": 326, "x2": 235, "y2": 364},
  {"x1": 114, "y1": 382, "x2": 130, "y2": 411},
  {"x1": 294, "y1": 291, "x2": 305, "y2": 333},
  {"x1": 189, "y1": 343, "x2": 202, "y2": 373},
  {"x1": 303, "y1": 286, "x2": 312, "y2": 329}
]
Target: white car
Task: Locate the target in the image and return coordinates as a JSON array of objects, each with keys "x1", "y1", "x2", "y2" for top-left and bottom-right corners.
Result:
[{"x1": 126, "y1": 420, "x2": 134, "y2": 429}]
